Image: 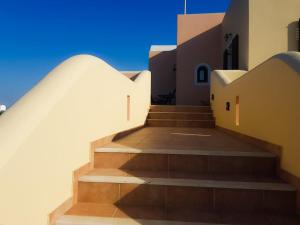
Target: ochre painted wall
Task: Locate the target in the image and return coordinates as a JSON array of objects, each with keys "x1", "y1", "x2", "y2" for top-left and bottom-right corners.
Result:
[
  {"x1": 176, "y1": 13, "x2": 224, "y2": 105},
  {"x1": 248, "y1": 0, "x2": 300, "y2": 69},
  {"x1": 211, "y1": 54, "x2": 300, "y2": 178},
  {"x1": 222, "y1": 0, "x2": 249, "y2": 70},
  {"x1": 0, "y1": 55, "x2": 151, "y2": 225},
  {"x1": 149, "y1": 50, "x2": 176, "y2": 98}
]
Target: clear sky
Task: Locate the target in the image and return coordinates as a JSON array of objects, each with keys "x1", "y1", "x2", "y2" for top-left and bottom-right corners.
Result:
[{"x1": 0, "y1": 0, "x2": 230, "y2": 107}]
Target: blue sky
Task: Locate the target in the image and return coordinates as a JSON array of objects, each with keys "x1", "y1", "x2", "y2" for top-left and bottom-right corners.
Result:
[{"x1": 0, "y1": 0, "x2": 230, "y2": 106}]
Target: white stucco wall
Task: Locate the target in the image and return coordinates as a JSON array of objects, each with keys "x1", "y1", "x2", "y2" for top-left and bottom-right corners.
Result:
[{"x1": 0, "y1": 55, "x2": 151, "y2": 225}]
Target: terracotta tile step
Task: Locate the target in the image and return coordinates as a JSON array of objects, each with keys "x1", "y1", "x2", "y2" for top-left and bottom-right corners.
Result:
[
  {"x1": 79, "y1": 172, "x2": 294, "y2": 191},
  {"x1": 94, "y1": 148, "x2": 277, "y2": 176},
  {"x1": 150, "y1": 105, "x2": 212, "y2": 113},
  {"x1": 96, "y1": 147, "x2": 274, "y2": 156},
  {"x1": 59, "y1": 203, "x2": 300, "y2": 225},
  {"x1": 83, "y1": 168, "x2": 280, "y2": 182},
  {"x1": 146, "y1": 119, "x2": 215, "y2": 128},
  {"x1": 77, "y1": 173, "x2": 296, "y2": 214},
  {"x1": 147, "y1": 112, "x2": 214, "y2": 120}
]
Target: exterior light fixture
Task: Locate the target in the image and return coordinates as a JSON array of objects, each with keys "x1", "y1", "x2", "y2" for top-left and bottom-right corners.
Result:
[{"x1": 226, "y1": 102, "x2": 230, "y2": 111}]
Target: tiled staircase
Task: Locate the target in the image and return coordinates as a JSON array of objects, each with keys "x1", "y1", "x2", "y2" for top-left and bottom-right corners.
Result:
[
  {"x1": 56, "y1": 106, "x2": 300, "y2": 225},
  {"x1": 147, "y1": 105, "x2": 215, "y2": 128}
]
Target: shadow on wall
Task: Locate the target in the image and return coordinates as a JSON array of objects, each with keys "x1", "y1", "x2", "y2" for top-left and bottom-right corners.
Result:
[
  {"x1": 149, "y1": 50, "x2": 177, "y2": 105},
  {"x1": 176, "y1": 24, "x2": 223, "y2": 105},
  {"x1": 288, "y1": 21, "x2": 299, "y2": 51}
]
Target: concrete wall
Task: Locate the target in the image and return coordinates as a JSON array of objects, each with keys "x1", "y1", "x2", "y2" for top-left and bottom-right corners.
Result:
[
  {"x1": 149, "y1": 49, "x2": 176, "y2": 98},
  {"x1": 0, "y1": 55, "x2": 151, "y2": 225},
  {"x1": 248, "y1": 0, "x2": 300, "y2": 69},
  {"x1": 211, "y1": 52, "x2": 300, "y2": 179},
  {"x1": 222, "y1": 0, "x2": 249, "y2": 70},
  {"x1": 176, "y1": 13, "x2": 224, "y2": 105}
]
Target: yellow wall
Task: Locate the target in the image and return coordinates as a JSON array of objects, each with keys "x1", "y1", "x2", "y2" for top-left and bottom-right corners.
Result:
[
  {"x1": 211, "y1": 52, "x2": 300, "y2": 178},
  {"x1": 249, "y1": 0, "x2": 300, "y2": 69},
  {"x1": 0, "y1": 55, "x2": 151, "y2": 225},
  {"x1": 222, "y1": 0, "x2": 249, "y2": 70}
]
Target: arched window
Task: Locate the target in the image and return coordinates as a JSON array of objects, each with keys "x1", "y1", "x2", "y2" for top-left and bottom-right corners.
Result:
[{"x1": 195, "y1": 64, "x2": 211, "y2": 85}]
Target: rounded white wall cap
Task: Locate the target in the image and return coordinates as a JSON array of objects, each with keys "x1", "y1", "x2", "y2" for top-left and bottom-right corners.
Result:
[{"x1": 0, "y1": 105, "x2": 6, "y2": 112}]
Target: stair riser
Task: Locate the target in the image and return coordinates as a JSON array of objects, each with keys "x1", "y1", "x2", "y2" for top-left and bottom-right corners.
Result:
[
  {"x1": 94, "y1": 153, "x2": 277, "y2": 177},
  {"x1": 150, "y1": 107, "x2": 212, "y2": 113},
  {"x1": 147, "y1": 113, "x2": 214, "y2": 120},
  {"x1": 146, "y1": 120, "x2": 215, "y2": 128},
  {"x1": 77, "y1": 182, "x2": 296, "y2": 214}
]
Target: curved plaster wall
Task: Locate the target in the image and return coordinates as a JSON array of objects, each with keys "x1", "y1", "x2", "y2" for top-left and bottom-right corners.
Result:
[
  {"x1": 0, "y1": 55, "x2": 151, "y2": 225},
  {"x1": 211, "y1": 51, "x2": 300, "y2": 178}
]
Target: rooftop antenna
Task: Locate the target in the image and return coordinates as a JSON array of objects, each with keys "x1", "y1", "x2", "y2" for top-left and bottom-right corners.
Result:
[{"x1": 184, "y1": 0, "x2": 187, "y2": 14}]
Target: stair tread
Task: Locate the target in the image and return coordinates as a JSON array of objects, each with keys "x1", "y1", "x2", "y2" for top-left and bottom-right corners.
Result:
[
  {"x1": 148, "y1": 112, "x2": 213, "y2": 114},
  {"x1": 149, "y1": 105, "x2": 213, "y2": 113},
  {"x1": 84, "y1": 168, "x2": 279, "y2": 182},
  {"x1": 58, "y1": 215, "x2": 220, "y2": 225},
  {"x1": 96, "y1": 146, "x2": 276, "y2": 157},
  {"x1": 63, "y1": 203, "x2": 222, "y2": 224},
  {"x1": 150, "y1": 105, "x2": 211, "y2": 108},
  {"x1": 79, "y1": 169, "x2": 294, "y2": 191},
  {"x1": 147, "y1": 119, "x2": 214, "y2": 121},
  {"x1": 60, "y1": 203, "x2": 300, "y2": 225}
]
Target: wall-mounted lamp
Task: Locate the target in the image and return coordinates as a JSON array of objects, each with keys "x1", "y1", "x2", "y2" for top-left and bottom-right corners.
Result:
[
  {"x1": 211, "y1": 94, "x2": 214, "y2": 101},
  {"x1": 226, "y1": 102, "x2": 230, "y2": 111}
]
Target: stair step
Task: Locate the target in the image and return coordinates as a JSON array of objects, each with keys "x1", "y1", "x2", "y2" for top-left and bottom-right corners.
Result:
[
  {"x1": 61, "y1": 204, "x2": 300, "y2": 224},
  {"x1": 84, "y1": 168, "x2": 280, "y2": 183},
  {"x1": 77, "y1": 173, "x2": 296, "y2": 214},
  {"x1": 61, "y1": 204, "x2": 225, "y2": 224},
  {"x1": 148, "y1": 112, "x2": 214, "y2": 120},
  {"x1": 150, "y1": 105, "x2": 212, "y2": 113},
  {"x1": 57, "y1": 215, "x2": 224, "y2": 225},
  {"x1": 96, "y1": 147, "x2": 275, "y2": 157},
  {"x1": 79, "y1": 173, "x2": 294, "y2": 191},
  {"x1": 57, "y1": 215, "x2": 225, "y2": 225},
  {"x1": 146, "y1": 119, "x2": 215, "y2": 128},
  {"x1": 94, "y1": 148, "x2": 276, "y2": 176}
]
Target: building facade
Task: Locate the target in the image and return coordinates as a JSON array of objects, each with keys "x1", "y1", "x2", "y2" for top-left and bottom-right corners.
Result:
[{"x1": 150, "y1": 0, "x2": 300, "y2": 105}]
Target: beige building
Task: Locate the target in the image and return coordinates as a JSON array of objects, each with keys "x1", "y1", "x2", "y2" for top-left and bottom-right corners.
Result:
[
  {"x1": 150, "y1": 0, "x2": 300, "y2": 105},
  {"x1": 2, "y1": 1, "x2": 300, "y2": 225}
]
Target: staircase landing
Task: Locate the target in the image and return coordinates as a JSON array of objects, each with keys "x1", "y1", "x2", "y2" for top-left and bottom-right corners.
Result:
[
  {"x1": 57, "y1": 127, "x2": 300, "y2": 225},
  {"x1": 105, "y1": 127, "x2": 267, "y2": 152}
]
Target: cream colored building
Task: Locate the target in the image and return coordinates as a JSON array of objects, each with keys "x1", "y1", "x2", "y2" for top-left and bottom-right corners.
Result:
[
  {"x1": 150, "y1": 0, "x2": 300, "y2": 104},
  {"x1": 1, "y1": 1, "x2": 300, "y2": 225}
]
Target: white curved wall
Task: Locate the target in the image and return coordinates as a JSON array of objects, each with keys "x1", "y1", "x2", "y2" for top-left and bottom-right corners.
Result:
[{"x1": 0, "y1": 55, "x2": 151, "y2": 225}]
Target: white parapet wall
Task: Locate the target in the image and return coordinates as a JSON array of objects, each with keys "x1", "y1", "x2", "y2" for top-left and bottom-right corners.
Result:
[
  {"x1": 0, "y1": 55, "x2": 151, "y2": 225},
  {"x1": 211, "y1": 51, "x2": 300, "y2": 179}
]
